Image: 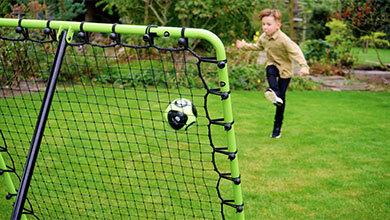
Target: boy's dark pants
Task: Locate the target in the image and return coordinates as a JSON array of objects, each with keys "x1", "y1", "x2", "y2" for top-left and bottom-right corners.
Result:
[{"x1": 266, "y1": 65, "x2": 291, "y2": 128}]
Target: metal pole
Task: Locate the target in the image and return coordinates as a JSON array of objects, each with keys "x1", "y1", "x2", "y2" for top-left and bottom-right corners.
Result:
[{"x1": 11, "y1": 30, "x2": 68, "y2": 220}]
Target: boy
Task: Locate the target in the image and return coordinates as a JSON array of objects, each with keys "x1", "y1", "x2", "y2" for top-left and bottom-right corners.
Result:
[{"x1": 236, "y1": 9, "x2": 309, "y2": 138}]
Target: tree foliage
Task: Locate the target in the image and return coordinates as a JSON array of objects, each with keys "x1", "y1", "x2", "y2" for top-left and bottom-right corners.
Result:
[
  {"x1": 307, "y1": 6, "x2": 331, "y2": 40},
  {"x1": 335, "y1": 0, "x2": 390, "y2": 41},
  {"x1": 325, "y1": 19, "x2": 355, "y2": 55},
  {"x1": 97, "y1": 0, "x2": 254, "y2": 46},
  {"x1": 333, "y1": 0, "x2": 389, "y2": 69},
  {"x1": 360, "y1": 32, "x2": 390, "y2": 49},
  {"x1": 54, "y1": 0, "x2": 86, "y2": 21},
  {"x1": 5, "y1": 0, "x2": 86, "y2": 20},
  {"x1": 0, "y1": 0, "x2": 12, "y2": 17},
  {"x1": 302, "y1": 39, "x2": 338, "y2": 65}
]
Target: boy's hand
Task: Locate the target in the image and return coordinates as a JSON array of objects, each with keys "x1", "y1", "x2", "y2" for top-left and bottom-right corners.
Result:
[
  {"x1": 299, "y1": 72, "x2": 309, "y2": 77},
  {"x1": 299, "y1": 67, "x2": 310, "y2": 77},
  {"x1": 235, "y1": 40, "x2": 241, "y2": 49}
]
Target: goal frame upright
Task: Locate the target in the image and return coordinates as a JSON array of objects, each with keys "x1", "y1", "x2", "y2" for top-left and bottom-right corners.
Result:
[{"x1": 0, "y1": 18, "x2": 244, "y2": 220}]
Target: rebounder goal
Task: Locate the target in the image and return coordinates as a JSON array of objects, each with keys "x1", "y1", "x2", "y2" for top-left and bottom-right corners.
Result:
[{"x1": 0, "y1": 18, "x2": 244, "y2": 219}]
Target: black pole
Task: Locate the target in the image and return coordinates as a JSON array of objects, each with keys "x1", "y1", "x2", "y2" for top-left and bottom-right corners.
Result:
[{"x1": 11, "y1": 31, "x2": 68, "y2": 220}]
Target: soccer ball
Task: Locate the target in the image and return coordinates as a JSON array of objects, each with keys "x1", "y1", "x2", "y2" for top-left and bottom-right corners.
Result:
[{"x1": 164, "y1": 98, "x2": 197, "y2": 131}]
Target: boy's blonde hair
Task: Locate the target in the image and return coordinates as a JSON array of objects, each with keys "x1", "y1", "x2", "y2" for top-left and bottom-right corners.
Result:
[{"x1": 259, "y1": 9, "x2": 282, "y2": 23}]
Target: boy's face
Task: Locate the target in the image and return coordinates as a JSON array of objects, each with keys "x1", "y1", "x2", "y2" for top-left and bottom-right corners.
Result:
[{"x1": 262, "y1": 16, "x2": 281, "y2": 36}]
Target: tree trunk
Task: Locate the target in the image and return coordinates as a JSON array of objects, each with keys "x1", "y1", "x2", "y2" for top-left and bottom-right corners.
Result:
[
  {"x1": 288, "y1": 0, "x2": 298, "y2": 42},
  {"x1": 144, "y1": 0, "x2": 149, "y2": 24}
]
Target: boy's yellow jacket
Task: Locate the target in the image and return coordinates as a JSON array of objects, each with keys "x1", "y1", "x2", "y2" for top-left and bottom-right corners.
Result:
[{"x1": 239, "y1": 29, "x2": 309, "y2": 78}]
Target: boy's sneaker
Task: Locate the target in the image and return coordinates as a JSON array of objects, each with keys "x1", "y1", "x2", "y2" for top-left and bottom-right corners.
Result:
[
  {"x1": 264, "y1": 88, "x2": 283, "y2": 106},
  {"x1": 270, "y1": 124, "x2": 281, "y2": 138}
]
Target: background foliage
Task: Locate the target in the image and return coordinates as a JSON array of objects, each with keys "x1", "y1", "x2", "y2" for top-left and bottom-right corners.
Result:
[
  {"x1": 97, "y1": 0, "x2": 255, "y2": 47},
  {"x1": 1, "y1": 0, "x2": 389, "y2": 85},
  {"x1": 336, "y1": 0, "x2": 390, "y2": 42},
  {"x1": 306, "y1": 6, "x2": 331, "y2": 40},
  {"x1": 2, "y1": 0, "x2": 86, "y2": 20}
]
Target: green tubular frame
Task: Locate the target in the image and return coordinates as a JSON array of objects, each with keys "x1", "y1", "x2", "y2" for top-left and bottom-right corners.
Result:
[
  {"x1": 0, "y1": 153, "x2": 27, "y2": 220},
  {"x1": 0, "y1": 18, "x2": 244, "y2": 220}
]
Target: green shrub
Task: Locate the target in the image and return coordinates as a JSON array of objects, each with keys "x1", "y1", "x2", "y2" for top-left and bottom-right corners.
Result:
[
  {"x1": 93, "y1": 62, "x2": 201, "y2": 89},
  {"x1": 288, "y1": 76, "x2": 321, "y2": 91},
  {"x1": 229, "y1": 64, "x2": 266, "y2": 90},
  {"x1": 302, "y1": 39, "x2": 339, "y2": 65},
  {"x1": 338, "y1": 54, "x2": 356, "y2": 68},
  {"x1": 228, "y1": 64, "x2": 321, "y2": 91},
  {"x1": 307, "y1": 6, "x2": 331, "y2": 40},
  {"x1": 325, "y1": 19, "x2": 355, "y2": 56},
  {"x1": 0, "y1": 33, "x2": 53, "y2": 86},
  {"x1": 61, "y1": 50, "x2": 97, "y2": 83},
  {"x1": 94, "y1": 67, "x2": 166, "y2": 87}
]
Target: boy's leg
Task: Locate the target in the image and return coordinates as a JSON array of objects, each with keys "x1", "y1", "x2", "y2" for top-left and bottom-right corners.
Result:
[
  {"x1": 266, "y1": 65, "x2": 280, "y2": 95},
  {"x1": 265, "y1": 65, "x2": 283, "y2": 106},
  {"x1": 272, "y1": 77, "x2": 291, "y2": 138}
]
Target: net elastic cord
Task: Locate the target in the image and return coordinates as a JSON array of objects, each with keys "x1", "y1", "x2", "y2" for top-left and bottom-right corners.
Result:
[
  {"x1": 209, "y1": 118, "x2": 234, "y2": 131},
  {"x1": 43, "y1": 19, "x2": 56, "y2": 41},
  {"x1": 1, "y1": 18, "x2": 54, "y2": 43},
  {"x1": 18, "y1": 18, "x2": 22, "y2": 28},
  {"x1": 178, "y1": 27, "x2": 188, "y2": 48},
  {"x1": 109, "y1": 23, "x2": 121, "y2": 43},
  {"x1": 214, "y1": 147, "x2": 238, "y2": 161},
  {"x1": 78, "y1": 21, "x2": 89, "y2": 43},
  {"x1": 6, "y1": 193, "x2": 17, "y2": 200},
  {"x1": 196, "y1": 51, "x2": 242, "y2": 216},
  {"x1": 222, "y1": 200, "x2": 244, "y2": 213},
  {"x1": 15, "y1": 18, "x2": 28, "y2": 39},
  {"x1": 143, "y1": 24, "x2": 158, "y2": 46},
  {"x1": 200, "y1": 57, "x2": 227, "y2": 69},
  {"x1": 208, "y1": 88, "x2": 231, "y2": 100}
]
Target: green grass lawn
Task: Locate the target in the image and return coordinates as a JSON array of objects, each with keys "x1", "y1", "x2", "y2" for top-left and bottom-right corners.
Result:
[
  {"x1": 1, "y1": 89, "x2": 389, "y2": 219},
  {"x1": 233, "y1": 90, "x2": 389, "y2": 219},
  {"x1": 351, "y1": 47, "x2": 390, "y2": 66}
]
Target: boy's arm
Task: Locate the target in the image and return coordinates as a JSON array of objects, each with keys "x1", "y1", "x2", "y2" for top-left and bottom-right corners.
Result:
[
  {"x1": 284, "y1": 39, "x2": 310, "y2": 76},
  {"x1": 236, "y1": 38, "x2": 264, "y2": 51}
]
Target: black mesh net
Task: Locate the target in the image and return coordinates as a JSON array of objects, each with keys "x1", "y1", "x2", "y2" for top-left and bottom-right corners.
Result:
[{"x1": 0, "y1": 25, "x2": 237, "y2": 219}]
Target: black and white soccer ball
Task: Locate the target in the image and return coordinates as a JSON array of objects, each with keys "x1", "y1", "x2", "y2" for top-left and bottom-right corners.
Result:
[{"x1": 164, "y1": 98, "x2": 197, "y2": 131}]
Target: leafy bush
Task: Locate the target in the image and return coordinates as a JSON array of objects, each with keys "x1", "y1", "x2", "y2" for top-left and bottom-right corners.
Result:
[
  {"x1": 337, "y1": 54, "x2": 356, "y2": 68},
  {"x1": 6, "y1": 1, "x2": 86, "y2": 20},
  {"x1": 0, "y1": 29, "x2": 55, "y2": 86},
  {"x1": 337, "y1": 0, "x2": 390, "y2": 42},
  {"x1": 0, "y1": 41, "x2": 33, "y2": 86},
  {"x1": 288, "y1": 76, "x2": 321, "y2": 91},
  {"x1": 93, "y1": 62, "x2": 202, "y2": 89},
  {"x1": 94, "y1": 67, "x2": 161, "y2": 87},
  {"x1": 228, "y1": 64, "x2": 266, "y2": 90},
  {"x1": 325, "y1": 19, "x2": 355, "y2": 55},
  {"x1": 302, "y1": 39, "x2": 339, "y2": 65},
  {"x1": 360, "y1": 32, "x2": 390, "y2": 49},
  {"x1": 226, "y1": 44, "x2": 265, "y2": 67},
  {"x1": 228, "y1": 64, "x2": 320, "y2": 91},
  {"x1": 97, "y1": 0, "x2": 255, "y2": 48},
  {"x1": 307, "y1": 6, "x2": 331, "y2": 40},
  {"x1": 61, "y1": 49, "x2": 97, "y2": 83}
]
